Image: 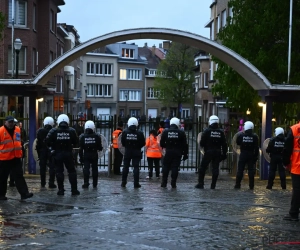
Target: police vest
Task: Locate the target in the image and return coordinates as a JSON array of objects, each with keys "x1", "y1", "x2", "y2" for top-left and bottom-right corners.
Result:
[
  {"x1": 55, "y1": 129, "x2": 72, "y2": 150},
  {"x1": 290, "y1": 123, "x2": 300, "y2": 174},
  {"x1": 112, "y1": 129, "x2": 122, "y2": 149},
  {"x1": 0, "y1": 126, "x2": 23, "y2": 160},
  {"x1": 146, "y1": 135, "x2": 162, "y2": 158},
  {"x1": 239, "y1": 133, "x2": 256, "y2": 151},
  {"x1": 82, "y1": 134, "x2": 98, "y2": 151}
]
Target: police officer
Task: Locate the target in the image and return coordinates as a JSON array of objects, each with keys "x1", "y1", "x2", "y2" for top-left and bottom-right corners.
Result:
[
  {"x1": 121, "y1": 117, "x2": 145, "y2": 188},
  {"x1": 160, "y1": 117, "x2": 188, "y2": 188},
  {"x1": 36, "y1": 116, "x2": 57, "y2": 188},
  {"x1": 234, "y1": 121, "x2": 259, "y2": 190},
  {"x1": 112, "y1": 121, "x2": 124, "y2": 175},
  {"x1": 195, "y1": 115, "x2": 227, "y2": 189},
  {"x1": 46, "y1": 114, "x2": 80, "y2": 196},
  {"x1": 79, "y1": 120, "x2": 102, "y2": 188},
  {"x1": 266, "y1": 127, "x2": 286, "y2": 189}
]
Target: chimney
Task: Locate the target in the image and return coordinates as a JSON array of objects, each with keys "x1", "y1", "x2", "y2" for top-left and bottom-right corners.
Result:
[
  {"x1": 151, "y1": 45, "x2": 156, "y2": 55},
  {"x1": 159, "y1": 43, "x2": 162, "y2": 49},
  {"x1": 163, "y1": 41, "x2": 171, "y2": 50},
  {"x1": 144, "y1": 42, "x2": 148, "y2": 47}
]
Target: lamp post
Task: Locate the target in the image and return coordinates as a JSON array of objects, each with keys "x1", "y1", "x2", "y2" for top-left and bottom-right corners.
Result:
[
  {"x1": 65, "y1": 74, "x2": 71, "y2": 115},
  {"x1": 84, "y1": 85, "x2": 87, "y2": 119},
  {"x1": 124, "y1": 90, "x2": 128, "y2": 117},
  {"x1": 192, "y1": 82, "x2": 196, "y2": 137},
  {"x1": 14, "y1": 38, "x2": 22, "y2": 79}
]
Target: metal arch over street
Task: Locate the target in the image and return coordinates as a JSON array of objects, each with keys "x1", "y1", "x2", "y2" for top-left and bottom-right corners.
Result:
[{"x1": 33, "y1": 27, "x2": 272, "y2": 90}]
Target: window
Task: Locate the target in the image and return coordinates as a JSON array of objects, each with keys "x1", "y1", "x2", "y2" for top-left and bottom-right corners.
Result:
[
  {"x1": 204, "y1": 72, "x2": 209, "y2": 88},
  {"x1": 182, "y1": 109, "x2": 190, "y2": 118},
  {"x1": 210, "y1": 61, "x2": 214, "y2": 80},
  {"x1": 149, "y1": 70, "x2": 156, "y2": 76},
  {"x1": 147, "y1": 88, "x2": 160, "y2": 99},
  {"x1": 86, "y1": 63, "x2": 113, "y2": 76},
  {"x1": 121, "y1": 48, "x2": 134, "y2": 58},
  {"x1": 50, "y1": 9, "x2": 54, "y2": 32},
  {"x1": 221, "y1": 10, "x2": 227, "y2": 28},
  {"x1": 119, "y1": 69, "x2": 141, "y2": 80},
  {"x1": 33, "y1": 4, "x2": 36, "y2": 30},
  {"x1": 87, "y1": 84, "x2": 112, "y2": 97},
  {"x1": 211, "y1": 20, "x2": 215, "y2": 40},
  {"x1": 56, "y1": 76, "x2": 63, "y2": 93},
  {"x1": 9, "y1": 0, "x2": 27, "y2": 27},
  {"x1": 50, "y1": 51, "x2": 53, "y2": 63},
  {"x1": 8, "y1": 46, "x2": 26, "y2": 73},
  {"x1": 120, "y1": 90, "x2": 141, "y2": 101}
]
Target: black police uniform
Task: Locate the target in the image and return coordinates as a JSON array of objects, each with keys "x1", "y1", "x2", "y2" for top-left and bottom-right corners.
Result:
[
  {"x1": 266, "y1": 134, "x2": 286, "y2": 189},
  {"x1": 121, "y1": 125, "x2": 145, "y2": 188},
  {"x1": 196, "y1": 123, "x2": 227, "y2": 189},
  {"x1": 160, "y1": 124, "x2": 188, "y2": 188},
  {"x1": 46, "y1": 123, "x2": 80, "y2": 195},
  {"x1": 235, "y1": 129, "x2": 259, "y2": 189},
  {"x1": 79, "y1": 129, "x2": 103, "y2": 188},
  {"x1": 36, "y1": 124, "x2": 56, "y2": 188}
]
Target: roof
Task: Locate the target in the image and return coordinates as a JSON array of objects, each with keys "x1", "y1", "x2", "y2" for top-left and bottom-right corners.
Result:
[{"x1": 138, "y1": 47, "x2": 161, "y2": 69}]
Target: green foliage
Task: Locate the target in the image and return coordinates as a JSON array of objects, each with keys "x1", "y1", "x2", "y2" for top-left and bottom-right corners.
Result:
[
  {"x1": 154, "y1": 42, "x2": 197, "y2": 117},
  {"x1": 0, "y1": 12, "x2": 5, "y2": 41},
  {"x1": 212, "y1": 0, "x2": 300, "y2": 119}
]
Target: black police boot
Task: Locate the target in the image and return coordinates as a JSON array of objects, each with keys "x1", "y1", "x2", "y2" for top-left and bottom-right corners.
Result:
[
  {"x1": 171, "y1": 180, "x2": 176, "y2": 189},
  {"x1": 92, "y1": 176, "x2": 98, "y2": 188},
  {"x1": 211, "y1": 174, "x2": 218, "y2": 189},
  {"x1": 57, "y1": 181, "x2": 64, "y2": 195},
  {"x1": 69, "y1": 173, "x2": 80, "y2": 195},
  {"x1": 280, "y1": 178, "x2": 286, "y2": 190},
  {"x1": 21, "y1": 193, "x2": 33, "y2": 200},
  {"x1": 161, "y1": 181, "x2": 167, "y2": 188},
  {"x1": 48, "y1": 174, "x2": 57, "y2": 188},
  {"x1": 249, "y1": 177, "x2": 254, "y2": 190},
  {"x1": 40, "y1": 174, "x2": 46, "y2": 188},
  {"x1": 195, "y1": 172, "x2": 205, "y2": 189},
  {"x1": 134, "y1": 183, "x2": 141, "y2": 188},
  {"x1": 266, "y1": 180, "x2": 273, "y2": 190},
  {"x1": 234, "y1": 176, "x2": 242, "y2": 189},
  {"x1": 121, "y1": 181, "x2": 127, "y2": 187},
  {"x1": 82, "y1": 175, "x2": 90, "y2": 189}
]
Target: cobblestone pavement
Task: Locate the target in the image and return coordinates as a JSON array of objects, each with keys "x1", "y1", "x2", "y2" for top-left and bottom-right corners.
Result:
[{"x1": 1, "y1": 171, "x2": 300, "y2": 250}]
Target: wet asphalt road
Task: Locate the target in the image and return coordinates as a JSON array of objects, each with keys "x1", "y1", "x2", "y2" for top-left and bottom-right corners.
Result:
[{"x1": 0, "y1": 171, "x2": 300, "y2": 250}]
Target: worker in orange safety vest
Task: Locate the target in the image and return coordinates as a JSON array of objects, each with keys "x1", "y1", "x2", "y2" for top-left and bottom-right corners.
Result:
[{"x1": 112, "y1": 120, "x2": 124, "y2": 175}]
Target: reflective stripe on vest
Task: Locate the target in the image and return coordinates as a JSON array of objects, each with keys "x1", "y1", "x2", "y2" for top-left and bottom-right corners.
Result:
[
  {"x1": 0, "y1": 126, "x2": 23, "y2": 160},
  {"x1": 291, "y1": 124, "x2": 300, "y2": 174},
  {"x1": 146, "y1": 136, "x2": 162, "y2": 158},
  {"x1": 112, "y1": 129, "x2": 122, "y2": 148}
]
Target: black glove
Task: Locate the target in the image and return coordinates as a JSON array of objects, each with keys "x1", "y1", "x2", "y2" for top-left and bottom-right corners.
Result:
[{"x1": 182, "y1": 154, "x2": 188, "y2": 161}]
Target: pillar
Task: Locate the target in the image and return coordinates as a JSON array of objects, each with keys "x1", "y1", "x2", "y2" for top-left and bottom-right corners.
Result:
[{"x1": 28, "y1": 95, "x2": 37, "y2": 174}]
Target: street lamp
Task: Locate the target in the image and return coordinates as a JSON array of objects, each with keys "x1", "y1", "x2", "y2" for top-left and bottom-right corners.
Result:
[
  {"x1": 192, "y1": 82, "x2": 196, "y2": 122},
  {"x1": 124, "y1": 90, "x2": 128, "y2": 117},
  {"x1": 65, "y1": 74, "x2": 71, "y2": 114},
  {"x1": 14, "y1": 38, "x2": 22, "y2": 79}
]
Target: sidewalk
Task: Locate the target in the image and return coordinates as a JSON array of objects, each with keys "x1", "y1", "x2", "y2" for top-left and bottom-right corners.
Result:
[{"x1": 0, "y1": 172, "x2": 299, "y2": 249}]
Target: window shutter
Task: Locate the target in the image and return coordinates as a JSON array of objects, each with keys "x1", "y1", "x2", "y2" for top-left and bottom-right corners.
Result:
[{"x1": 17, "y1": 1, "x2": 26, "y2": 25}]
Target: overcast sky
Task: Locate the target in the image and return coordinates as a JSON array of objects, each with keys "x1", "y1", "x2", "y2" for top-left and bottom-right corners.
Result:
[{"x1": 57, "y1": 0, "x2": 211, "y2": 47}]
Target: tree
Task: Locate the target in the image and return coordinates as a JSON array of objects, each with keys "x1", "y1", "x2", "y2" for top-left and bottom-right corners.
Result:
[
  {"x1": 154, "y1": 42, "x2": 197, "y2": 118},
  {"x1": 212, "y1": 0, "x2": 300, "y2": 119}
]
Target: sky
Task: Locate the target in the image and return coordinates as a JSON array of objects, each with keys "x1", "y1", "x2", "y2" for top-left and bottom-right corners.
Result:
[{"x1": 57, "y1": 0, "x2": 212, "y2": 47}]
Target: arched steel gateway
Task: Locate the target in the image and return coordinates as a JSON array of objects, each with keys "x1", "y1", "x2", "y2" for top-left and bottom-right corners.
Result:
[
  {"x1": 10, "y1": 27, "x2": 299, "y2": 178},
  {"x1": 33, "y1": 27, "x2": 272, "y2": 90}
]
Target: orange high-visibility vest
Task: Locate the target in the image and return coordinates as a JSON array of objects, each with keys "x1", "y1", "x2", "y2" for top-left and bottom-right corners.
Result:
[
  {"x1": 112, "y1": 129, "x2": 122, "y2": 149},
  {"x1": 0, "y1": 126, "x2": 23, "y2": 160},
  {"x1": 157, "y1": 128, "x2": 164, "y2": 135},
  {"x1": 290, "y1": 123, "x2": 300, "y2": 174},
  {"x1": 146, "y1": 135, "x2": 162, "y2": 158}
]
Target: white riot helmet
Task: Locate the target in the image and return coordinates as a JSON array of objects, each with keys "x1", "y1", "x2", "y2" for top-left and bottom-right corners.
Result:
[
  {"x1": 128, "y1": 117, "x2": 138, "y2": 127},
  {"x1": 244, "y1": 121, "x2": 254, "y2": 130},
  {"x1": 170, "y1": 117, "x2": 180, "y2": 128},
  {"x1": 209, "y1": 115, "x2": 219, "y2": 125},
  {"x1": 43, "y1": 116, "x2": 54, "y2": 126},
  {"x1": 85, "y1": 120, "x2": 95, "y2": 131},
  {"x1": 275, "y1": 127, "x2": 284, "y2": 136},
  {"x1": 57, "y1": 114, "x2": 69, "y2": 126}
]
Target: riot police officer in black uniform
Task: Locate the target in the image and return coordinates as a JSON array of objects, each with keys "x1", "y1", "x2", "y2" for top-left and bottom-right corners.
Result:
[
  {"x1": 79, "y1": 120, "x2": 103, "y2": 188},
  {"x1": 195, "y1": 115, "x2": 227, "y2": 189},
  {"x1": 121, "y1": 117, "x2": 145, "y2": 188},
  {"x1": 234, "y1": 121, "x2": 259, "y2": 190},
  {"x1": 46, "y1": 114, "x2": 80, "y2": 196},
  {"x1": 36, "y1": 116, "x2": 57, "y2": 188},
  {"x1": 266, "y1": 127, "x2": 286, "y2": 189},
  {"x1": 160, "y1": 117, "x2": 188, "y2": 188}
]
